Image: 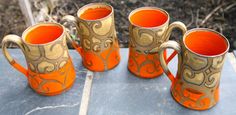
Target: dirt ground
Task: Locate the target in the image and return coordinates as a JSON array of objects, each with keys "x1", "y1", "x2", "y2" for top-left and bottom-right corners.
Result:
[{"x1": 0, "y1": 0, "x2": 236, "y2": 51}]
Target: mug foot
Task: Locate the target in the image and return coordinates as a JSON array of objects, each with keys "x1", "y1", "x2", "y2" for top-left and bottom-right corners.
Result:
[
  {"x1": 170, "y1": 89, "x2": 217, "y2": 111},
  {"x1": 30, "y1": 78, "x2": 76, "y2": 96},
  {"x1": 82, "y1": 58, "x2": 121, "y2": 72}
]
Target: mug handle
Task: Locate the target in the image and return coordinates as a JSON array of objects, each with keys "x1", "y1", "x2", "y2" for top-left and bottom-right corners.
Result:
[
  {"x1": 158, "y1": 41, "x2": 182, "y2": 83},
  {"x1": 2, "y1": 35, "x2": 28, "y2": 77},
  {"x1": 62, "y1": 15, "x2": 82, "y2": 55},
  {"x1": 164, "y1": 21, "x2": 186, "y2": 63},
  {"x1": 150, "y1": 21, "x2": 186, "y2": 64}
]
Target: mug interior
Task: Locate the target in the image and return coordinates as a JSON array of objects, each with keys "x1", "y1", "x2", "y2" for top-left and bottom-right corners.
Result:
[
  {"x1": 184, "y1": 29, "x2": 229, "y2": 56},
  {"x1": 78, "y1": 3, "x2": 112, "y2": 20},
  {"x1": 129, "y1": 8, "x2": 168, "y2": 27},
  {"x1": 24, "y1": 24, "x2": 63, "y2": 44}
]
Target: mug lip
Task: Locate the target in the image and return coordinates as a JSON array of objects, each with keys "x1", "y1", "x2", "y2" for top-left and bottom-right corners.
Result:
[
  {"x1": 21, "y1": 22, "x2": 65, "y2": 46},
  {"x1": 183, "y1": 28, "x2": 230, "y2": 58},
  {"x1": 76, "y1": 3, "x2": 114, "y2": 22},
  {"x1": 128, "y1": 7, "x2": 170, "y2": 29}
]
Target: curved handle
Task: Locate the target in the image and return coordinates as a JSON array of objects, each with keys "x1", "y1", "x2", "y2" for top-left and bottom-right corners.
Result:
[
  {"x1": 62, "y1": 15, "x2": 82, "y2": 55},
  {"x1": 2, "y1": 35, "x2": 28, "y2": 77},
  {"x1": 158, "y1": 41, "x2": 182, "y2": 83},
  {"x1": 162, "y1": 21, "x2": 186, "y2": 63},
  {"x1": 163, "y1": 21, "x2": 187, "y2": 42},
  {"x1": 150, "y1": 21, "x2": 186, "y2": 64}
]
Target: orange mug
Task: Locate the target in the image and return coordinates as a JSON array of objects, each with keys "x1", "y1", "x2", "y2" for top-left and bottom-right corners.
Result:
[
  {"x1": 128, "y1": 7, "x2": 186, "y2": 78},
  {"x1": 157, "y1": 28, "x2": 230, "y2": 110},
  {"x1": 2, "y1": 23, "x2": 76, "y2": 96},
  {"x1": 62, "y1": 3, "x2": 120, "y2": 72}
]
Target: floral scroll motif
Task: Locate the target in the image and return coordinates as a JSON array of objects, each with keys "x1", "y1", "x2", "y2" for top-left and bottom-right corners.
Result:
[
  {"x1": 23, "y1": 35, "x2": 69, "y2": 74},
  {"x1": 76, "y1": 13, "x2": 120, "y2": 71},
  {"x1": 129, "y1": 24, "x2": 168, "y2": 54},
  {"x1": 172, "y1": 49, "x2": 226, "y2": 110}
]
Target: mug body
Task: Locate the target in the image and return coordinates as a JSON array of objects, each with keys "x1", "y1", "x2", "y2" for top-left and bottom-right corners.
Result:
[
  {"x1": 76, "y1": 3, "x2": 120, "y2": 71},
  {"x1": 128, "y1": 7, "x2": 169, "y2": 78},
  {"x1": 171, "y1": 28, "x2": 229, "y2": 110},
  {"x1": 22, "y1": 23, "x2": 76, "y2": 96}
]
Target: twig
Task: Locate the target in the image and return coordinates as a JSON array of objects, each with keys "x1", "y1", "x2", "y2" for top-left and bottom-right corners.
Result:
[
  {"x1": 219, "y1": 24, "x2": 223, "y2": 33},
  {"x1": 211, "y1": 0, "x2": 215, "y2": 5},
  {"x1": 217, "y1": 0, "x2": 222, "y2": 5},
  {"x1": 195, "y1": 9, "x2": 199, "y2": 28},
  {"x1": 219, "y1": 6, "x2": 225, "y2": 22},
  {"x1": 44, "y1": 12, "x2": 57, "y2": 23},
  {"x1": 215, "y1": 24, "x2": 223, "y2": 33},
  {"x1": 187, "y1": 10, "x2": 194, "y2": 27},
  {"x1": 72, "y1": 1, "x2": 79, "y2": 10},
  {"x1": 200, "y1": 4, "x2": 224, "y2": 26},
  {"x1": 224, "y1": 2, "x2": 236, "y2": 12}
]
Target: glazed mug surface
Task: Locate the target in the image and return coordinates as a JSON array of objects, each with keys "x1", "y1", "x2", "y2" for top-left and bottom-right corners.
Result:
[
  {"x1": 157, "y1": 28, "x2": 230, "y2": 110},
  {"x1": 2, "y1": 23, "x2": 76, "y2": 96},
  {"x1": 128, "y1": 7, "x2": 187, "y2": 78},
  {"x1": 62, "y1": 3, "x2": 120, "y2": 72}
]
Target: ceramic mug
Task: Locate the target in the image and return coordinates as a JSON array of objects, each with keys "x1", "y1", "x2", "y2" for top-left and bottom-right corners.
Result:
[
  {"x1": 157, "y1": 28, "x2": 229, "y2": 110},
  {"x1": 2, "y1": 23, "x2": 76, "y2": 96},
  {"x1": 128, "y1": 7, "x2": 187, "y2": 78},
  {"x1": 62, "y1": 3, "x2": 120, "y2": 72}
]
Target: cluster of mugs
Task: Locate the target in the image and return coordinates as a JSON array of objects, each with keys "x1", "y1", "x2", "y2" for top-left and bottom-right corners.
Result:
[{"x1": 2, "y1": 3, "x2": 229, "y2": 110}]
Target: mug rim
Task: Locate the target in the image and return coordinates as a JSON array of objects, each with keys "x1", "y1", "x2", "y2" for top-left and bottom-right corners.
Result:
[
  {"x1": 77, "y1": 3, "x2": 114, "y2": 22},
  {"x1": 183, "y1": 28, "x2": 230, "y2": 58},
  {"x1": 128, "y1": 7, "x2": 170, "y2": 29},
  {"x1": 21, "y1": 22, "x2": 65, "y2": 46}
]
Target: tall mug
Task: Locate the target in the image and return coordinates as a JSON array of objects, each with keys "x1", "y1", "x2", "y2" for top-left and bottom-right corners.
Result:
[
  {"x1": 62, "y1": 3, "x2": 120, "y2": 72},
  {"x1": 2, "y1": 23, "x2": 76, "y2": 96},
  {"x1": 157, "y1": 28, "x2": 230, "y2": 110},
  {"x1": 128, "y1": 7, "x2": 187, "y2": 78}
]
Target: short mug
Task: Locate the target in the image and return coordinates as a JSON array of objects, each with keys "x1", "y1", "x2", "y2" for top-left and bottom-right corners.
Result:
[
  {"x1": 2, "y1": 23, "x2": 76, "y2": 96},
  {"x1": 128, "y1": 7, "x2": 187, "y2": 78},
  {"x1": 62, "y1": 3, "x2": 120, "y2": 72},
  {"x1": 157, "y1": 28, "x2": 230, "y2": 110}
]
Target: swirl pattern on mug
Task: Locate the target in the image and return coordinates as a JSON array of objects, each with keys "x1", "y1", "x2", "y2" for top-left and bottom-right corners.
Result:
[
  {"x1": 22, "y1": 35, "x2": 69, "y2": 74},
  {"x1": 171, "y1": 49, "x2": 225, "y2": 110},
  {"x1": 128, "y1": 22, "x2": 168, "y2": 78},
  {"x1": 27, "y1": 58, "x2": 76, "y2": 95},
  {"x1": 77, "y1": 13, "x2": 120, "y2": 71},
  {"x1": 128, "y1": 48, "x2": 163, "y2": 78},
  {"x1": 129, "y1": 24, "x2": 168, "y2": 54}
]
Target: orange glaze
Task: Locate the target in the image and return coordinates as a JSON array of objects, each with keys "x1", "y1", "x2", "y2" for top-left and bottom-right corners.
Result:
[
  {"x1": 128, "y1": 49, "x2": 167, "y2": 78},
  {"x1": 80, "y1": 7, "x2": 111, "y2": 20},
  {"x1": 80, "y1": 41, "x2": 120, "y2": 71},
  {"x1": 25, "y1": 25, "x2": 63, "y2": 44},
  {"x1": 130, "y1": 9, "x2": 168, "y2": 27},
  {"x1": 185, "y1": 30, "x2": 228, "y2": 56},
  {"x1": 28, "y1": 58, "x2": 76, "y2": 96}
]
